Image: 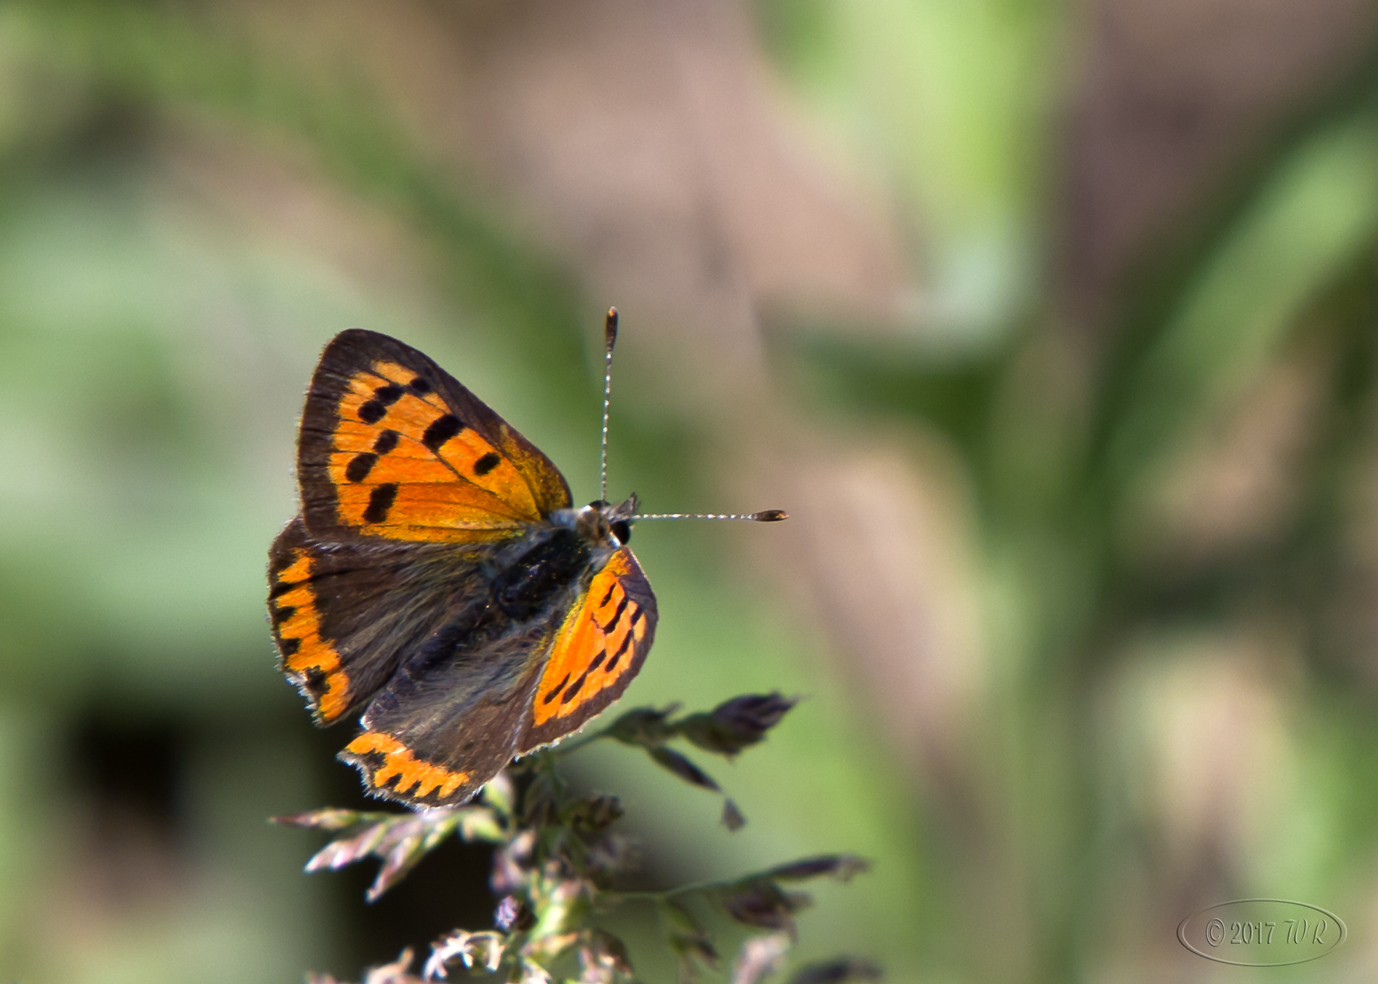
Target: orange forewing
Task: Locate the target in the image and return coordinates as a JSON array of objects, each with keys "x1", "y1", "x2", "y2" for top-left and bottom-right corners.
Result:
[
  {"x1": 330, "y1": 364, "x2": 537, "y2": 536},
  {"x1": 520, "y1": 548, "x2": 657, "y2": 751},
  {"x1": 300, "y1": 330, "x2": 572, "y2": 543}
]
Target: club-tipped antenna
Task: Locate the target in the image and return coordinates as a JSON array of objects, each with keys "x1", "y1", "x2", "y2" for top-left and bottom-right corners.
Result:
[
  {"x1": 600, "y1": 307, "x2": 617, "y2": 504},
  {"x1": 634, "y1": 510, "x2": 789, "y2": 522},
  {"x1": 596, "y1": 307, "x2": 788, "y2": 525}
]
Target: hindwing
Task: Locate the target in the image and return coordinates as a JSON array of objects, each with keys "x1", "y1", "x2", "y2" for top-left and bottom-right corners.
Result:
[
  {"x1": 268, "y1": 517, "x2": 495, "y2": 725},
  {"x1": 520, "y1": 547, "x2": 658, "y2": 752},
  {"x1": 334, "y1": 545, "x2": 656, "y2": 807}
]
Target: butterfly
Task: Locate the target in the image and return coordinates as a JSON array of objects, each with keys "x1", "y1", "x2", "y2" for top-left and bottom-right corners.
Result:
[{"x1": 268, "y1": 310, "x2": 785, "y2": 808}]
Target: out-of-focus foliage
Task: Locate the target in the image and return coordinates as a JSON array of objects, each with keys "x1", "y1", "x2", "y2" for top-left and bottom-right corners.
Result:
[{"x1": 2, "y1": 1, "x2": 1378, "y2": 983}]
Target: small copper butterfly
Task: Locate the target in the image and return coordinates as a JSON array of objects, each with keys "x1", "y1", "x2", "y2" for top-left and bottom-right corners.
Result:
[{"x1": 268, "y1": 310, "x2": 785, "y2": 808}]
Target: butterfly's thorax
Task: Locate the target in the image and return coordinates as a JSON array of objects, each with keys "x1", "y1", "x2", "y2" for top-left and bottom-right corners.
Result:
[
  {"x1": 491, "y1": 527, "x2": 598, "y2": 621},
  {"x1": 395, "y1": 505, "x2": 629, "y2": 679},
  {"x1": 482, "y1": 497, "x2": 635, "y2": 625}
]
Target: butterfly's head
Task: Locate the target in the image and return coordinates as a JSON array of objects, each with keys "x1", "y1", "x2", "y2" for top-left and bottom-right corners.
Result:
[{"x1": 555, "y1": 494, "x2": 638, "y2": 548}]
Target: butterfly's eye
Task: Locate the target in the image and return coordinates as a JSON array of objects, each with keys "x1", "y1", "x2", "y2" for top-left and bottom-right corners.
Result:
[{"x1": 611, "y1": 520, "x2": 631, "y2": 544}]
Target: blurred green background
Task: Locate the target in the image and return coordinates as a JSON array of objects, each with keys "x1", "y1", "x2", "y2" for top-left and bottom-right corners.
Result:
[{"x1": 4, "y1": 1, "x2": 1378, "y2": 982}]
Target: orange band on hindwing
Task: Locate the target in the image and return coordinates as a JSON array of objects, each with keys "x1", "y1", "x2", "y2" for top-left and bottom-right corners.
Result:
[
  {"x1": 532, "y1": 550, "x2": 650, "y2": 726},
  {"x1": 343, "y1": 731, "x2": 471, "y2": 801},
  {"x1": 269, "y1": 548, "x2": 351, "y2": 722}
]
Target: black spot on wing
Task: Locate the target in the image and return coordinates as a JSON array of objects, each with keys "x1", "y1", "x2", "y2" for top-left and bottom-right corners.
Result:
[
  {"x1": 588, "y1": 649, "x2": 606, "y2": 672},
  {"x1": 561, "y1": 671, "x2": 589, "y2": 704},
  {"x1": 373, "y1": 429, "x2": 399, "y2": 454},
  {"x1": 602, "y1": 595, "x2": 630, "y2": 632},
  {"x1": 474, "y1": 452, "x2": 501, "y2": 476},
  {"x1": 542, "y1": 673, "x2": 570, "y2": 705},
  {"x1": 422, "y1": 414, "x2": 463, "y2": 451},
  {"x1": 345, "y1": 453, "x2": 378, "y2": 482},
  {"x1": 278, "y1": 636, "x2": 301, "y2": 657},
  {"x1": 409, "y1": 376, "x2": 432, "y2": 395},
  {"x1": 272, "y1": 605, "x2": 296, "y2": 625},
  {"x1": 358, "y1": 400, "x2": 386, "y2": 424},
  {"x1": 363, "y1": 483, "x2": 399, "y2": 524},
  {"x1": 373, "y1": 383, "x2": 405, "y2": 406},
  {"x1": 613, "y1": 631, "x2": 634, "y2": 660}
]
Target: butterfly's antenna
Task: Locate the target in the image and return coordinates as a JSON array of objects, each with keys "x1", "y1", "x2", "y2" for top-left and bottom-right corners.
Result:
[
  {"x1": 599, "y1": 307, "x2": 787, "y2": 524},
  {"x1": 634, "y1": 510, "x2": 789, "y2": 522},
  {"x1": 600, "y1": 307, "x2": 617, "y2": 503}
]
